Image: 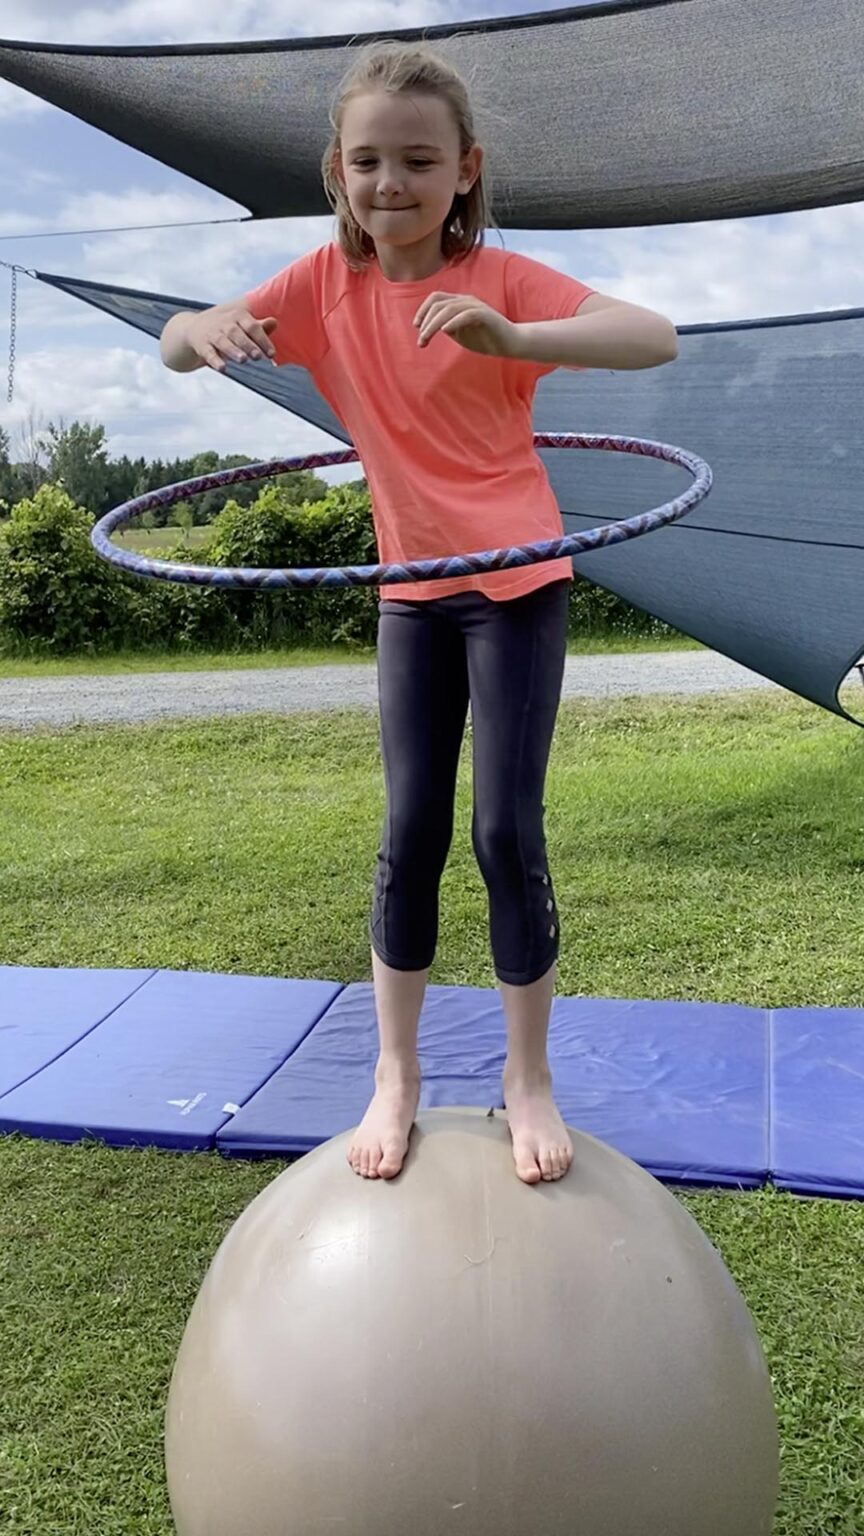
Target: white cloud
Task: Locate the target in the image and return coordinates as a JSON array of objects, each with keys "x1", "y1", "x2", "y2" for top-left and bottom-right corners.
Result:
[
  {"x1": 516, "y1": 202, "x2": 864, "y2": 324},
  {"x1": 7, "y1": 166, "x2": 68, "y2": 191},
  {"x1": 0, "y1": 0, "x2": 452, "y2": 58},
  {"x1": 0, "y1": 82, "x2": 42, "y2": 118},
  {"x1": 0, "y1": 0, "x2": 455, "y2": 116},
  {"x1": 4, "y1": 339, "x2": 350, "y2": 477},
  {"x1": 0, "y1": 0, "x2": 451, "y2": 41},
  {"x1": 2, "y1": 182, "x2": 332, "y2": 288},
  {"x1": 3, "y1": 187, "x2": 334, "y2": 341},
  {"x1": 76, "y1": 198, "x2": 334, "y2": 299},
  {"x1": 8, "y1": 280, "x2": 106, "y2": 333}
]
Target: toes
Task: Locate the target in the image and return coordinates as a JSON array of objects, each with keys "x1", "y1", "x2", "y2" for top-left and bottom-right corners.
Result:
[
  {"x1": 513, "y1": 1138, "x2": 574, "y2": 1184},
  {"x1": 548, "y1": 1143, "x2": 573, "y2": 1181},
  {"x1": 378, "y1": 1137, "x2": 407, "y2": 1180},
  {"x1": 514, "y1": 1143, "x2": 542, "y2": 1185},
  {"x1": 359, "y1": 1143, "x2": 381, "y2": 1179}
]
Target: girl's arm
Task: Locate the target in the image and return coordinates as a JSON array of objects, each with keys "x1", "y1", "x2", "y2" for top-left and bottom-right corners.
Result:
[
  {"x1": 160, "y1": 301, "x2": 277, "y2": 373},
  {"x1": 414, "y1": 290, "x2": 678, "y2": 370},
  {"x1": 512, "y1": 293, "x2": 678, "y2": 371}
]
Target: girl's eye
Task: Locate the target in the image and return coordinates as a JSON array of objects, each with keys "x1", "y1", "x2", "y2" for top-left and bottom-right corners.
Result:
[{"x1": 351, "y1": 159, "x2": 433, "y2": 170}]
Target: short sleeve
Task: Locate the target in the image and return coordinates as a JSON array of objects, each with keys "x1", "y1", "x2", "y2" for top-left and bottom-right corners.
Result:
[
  {"x1": 503, "y1": 251, "x2": 595, "y2": 376},
  {"x1": 244, "y1": 247, "x2": 329, "y2": 372}
]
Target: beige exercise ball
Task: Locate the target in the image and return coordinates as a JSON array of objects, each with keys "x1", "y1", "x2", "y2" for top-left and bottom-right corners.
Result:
[{"x1": 165, "y1": 1109, "x2": 779, "y2": 1536}]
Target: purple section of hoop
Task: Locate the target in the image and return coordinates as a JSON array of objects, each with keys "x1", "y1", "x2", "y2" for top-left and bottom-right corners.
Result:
[{"x1": 90, "y1": 434, "x2": 712, "y2": 589}]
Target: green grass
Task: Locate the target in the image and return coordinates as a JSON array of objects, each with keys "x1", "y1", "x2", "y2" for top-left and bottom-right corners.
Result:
[
  {"x1": 1, "y1": 690, "x2": 863, "y2": 1533},
  {"x1": 0, "y1": 630, "x2": 699, "y2": 678},
  {"x1": 0, "y1": 644, "x2": 375, "y2": 677},
  {"x1": 114, "y1": 525, "x2": 212, "y2": 553}
]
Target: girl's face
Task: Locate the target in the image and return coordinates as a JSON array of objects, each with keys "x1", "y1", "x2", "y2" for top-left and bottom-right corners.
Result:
[{"x1": 338, "y1": 90, "x2": 482, "y2": 265}]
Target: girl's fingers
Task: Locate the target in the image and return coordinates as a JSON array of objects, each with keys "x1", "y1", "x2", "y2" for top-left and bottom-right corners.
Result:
[
  {"x1": 226, "y1": 325, "x2": 262, "y2": 362},
  {"x1": 415, "y1": 299, "x2": 442, "y2": 336},
  {"x1": 251, "y1": 321, "x2": 277, "y2": 358},
  {"x1": 413, "y1": 292, "x2": 443, "y2": 326},
  {"x1": 414, "y1": 291, "x2": 479, "y2": 325},
  {"x1": 240, "y1": 325, "x2": 274, "y2": 361},
  {"x1": 191, "y1": 305, "x2": 278, "y2": 370},
  {"x1": 415, "y1": 297, "x2": 461, "y2": 337},
  {"x1": 442, "y1": 309, "x2": 481, "y2": 330},
  {"x1": 416, "y1": 296, "x2": 463, "y2": 330},
  {"x1": 418, "y1": 299, "x2": 468, "y2": 345}
]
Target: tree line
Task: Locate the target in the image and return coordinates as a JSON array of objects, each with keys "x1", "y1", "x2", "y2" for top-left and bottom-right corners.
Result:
[{"x1": 0, "y1": 417, "x2": 333, "y2": 527}]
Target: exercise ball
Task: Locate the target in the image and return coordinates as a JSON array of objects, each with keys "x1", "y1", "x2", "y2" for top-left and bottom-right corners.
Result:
[{"x1": 165, "y1": 1109, "x2": 779, "y2": 1536}]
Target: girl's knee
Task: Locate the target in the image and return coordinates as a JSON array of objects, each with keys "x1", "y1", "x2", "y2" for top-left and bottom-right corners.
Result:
[
  {"x1": 385, "y1": 803, "x2": 454, "y2": 868},
  {"x1": 472, "y1": 811, "x2": 537, "y2": 880}
]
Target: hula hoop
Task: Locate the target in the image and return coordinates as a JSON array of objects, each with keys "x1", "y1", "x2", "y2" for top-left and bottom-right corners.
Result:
[{"x1": 90, "y1": 433, "x2": 712, "y2": 589}]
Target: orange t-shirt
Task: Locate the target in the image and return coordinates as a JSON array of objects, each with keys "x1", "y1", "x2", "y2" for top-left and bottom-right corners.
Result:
[{"x1": 245, "y1": 241, "x2": 594, "y2": 601}]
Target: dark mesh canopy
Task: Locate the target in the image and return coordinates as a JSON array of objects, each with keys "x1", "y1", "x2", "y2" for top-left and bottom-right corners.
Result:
[
  {"x1": 539, "y1": 316, "x2": 864, "y2": 724},
  {"x1": 36, "y1": 270, "x2": 864, "y2": 725},
  {"x1": 3, "y1": 0, "x2": 864, "y2": 229}
]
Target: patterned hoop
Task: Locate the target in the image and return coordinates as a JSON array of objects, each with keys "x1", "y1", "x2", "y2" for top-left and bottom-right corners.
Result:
[{"x1": 90, "y1": 434, "x2": 712, "y2": 589}]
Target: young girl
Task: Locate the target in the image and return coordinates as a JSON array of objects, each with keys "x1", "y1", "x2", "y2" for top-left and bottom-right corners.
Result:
[{"x1": 160, "y1": 43, "x2": 677, "y2": 1186}]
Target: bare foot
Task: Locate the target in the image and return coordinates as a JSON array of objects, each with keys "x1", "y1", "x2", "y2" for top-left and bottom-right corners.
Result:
[
  {"x1": 347, "y1": 1067, "x2": 420, "y2": 1180},
  {"x1": 504, "y1": 1072, "x2": 573, "y2": 1184}
]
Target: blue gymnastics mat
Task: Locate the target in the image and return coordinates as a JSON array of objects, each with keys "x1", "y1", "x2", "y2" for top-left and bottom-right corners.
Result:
[
  {"x1": 771, "y1": 1008, "x2": 864, "y2": 1199},
  {"x1": 0, "y1": 964, "x2": 156, "y2": 1097},
  {"x1": 545, "y1": 996, "x2": 769, "y2": 1190},
  {"x1": 218, "y1": 983, "x2": 508, "y2": 1156},
  {"x1": 0, "y1": 967, "x2": 341, "y2": 1150},
  {"x1": 0, "y1": 965, "x2": 862, "y2": 1198}
]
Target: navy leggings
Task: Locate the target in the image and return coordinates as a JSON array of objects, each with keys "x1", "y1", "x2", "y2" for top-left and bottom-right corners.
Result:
[{"x1": 369, "y1": 579, "x2": 570, "y2": 985}]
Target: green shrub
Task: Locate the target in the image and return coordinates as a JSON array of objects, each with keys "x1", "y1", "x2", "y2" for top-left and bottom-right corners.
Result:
[
  {"x1": 0, "y1": 479, "x2": 672, "y2": 655},
  {"x1": 0, "y1": 485, "x2": 122, "y2": 654},
  {"x1": 569, "y1": 575, "x2": 672, "y2": 637},
  {"x1": 206, "y1": 481, "x2": 379, "y2": 649}
]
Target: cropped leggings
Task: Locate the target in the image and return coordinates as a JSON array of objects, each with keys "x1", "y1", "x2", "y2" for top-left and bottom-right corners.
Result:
[{"x1": 369, "y1": 578, "x2": 570, "y2": 986}]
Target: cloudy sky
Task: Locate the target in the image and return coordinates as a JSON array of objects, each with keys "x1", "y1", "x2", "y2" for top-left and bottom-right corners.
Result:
[{"x1": 1, "y1": 0, "x2": 863, "y2": 481}]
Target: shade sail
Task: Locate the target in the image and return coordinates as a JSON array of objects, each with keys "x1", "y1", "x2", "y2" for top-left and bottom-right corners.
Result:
[
  {"x1": 3, "y1": 1, "x2": 864, "y2": 229},
  {"x1": 34, "y1": 267, "x2": 864, "y2": 725}
]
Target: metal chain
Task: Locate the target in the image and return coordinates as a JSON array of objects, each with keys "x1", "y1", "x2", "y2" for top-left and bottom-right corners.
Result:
[{"x1": 7, "y1": 264, "x2": 16, "y2": 404}]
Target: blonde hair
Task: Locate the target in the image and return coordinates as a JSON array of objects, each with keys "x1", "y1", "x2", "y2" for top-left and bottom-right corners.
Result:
[{"x1": 321, "y1": 41, "x2": 494, "y2": 271}]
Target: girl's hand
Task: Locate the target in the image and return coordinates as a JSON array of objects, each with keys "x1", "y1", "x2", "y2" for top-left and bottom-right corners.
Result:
[
  {"x1": 188, "y1": 306, "x2": 278, "y2": 372},
  {"x1": 413, "y1": 292, "x2": 521, "y2": 358}
]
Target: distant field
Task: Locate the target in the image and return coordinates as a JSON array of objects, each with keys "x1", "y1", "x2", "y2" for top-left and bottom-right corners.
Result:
[{"x1": 114, "y1": 526, "x2": 212, "y2": 553}]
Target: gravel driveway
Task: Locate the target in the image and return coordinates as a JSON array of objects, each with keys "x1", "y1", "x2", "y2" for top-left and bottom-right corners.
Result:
[{"x1": 0, "y1": 650, "x2": 796, "y2": 731}]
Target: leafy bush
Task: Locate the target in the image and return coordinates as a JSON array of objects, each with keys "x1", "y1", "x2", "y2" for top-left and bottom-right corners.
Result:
[
  {"x1": 206, "y1": 481, "x2": 380, "y2": 649},
  {"x1": 0, "y1": 485, "x2": 123, "y2": 653},
  {"x1": 0, "y1": 478, "x2": 671, "y2": 655}
]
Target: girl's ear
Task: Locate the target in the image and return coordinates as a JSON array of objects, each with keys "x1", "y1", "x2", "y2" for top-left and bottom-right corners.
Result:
[{"x1": 457, "y1": 143, "x2": 483, "y2": 195}]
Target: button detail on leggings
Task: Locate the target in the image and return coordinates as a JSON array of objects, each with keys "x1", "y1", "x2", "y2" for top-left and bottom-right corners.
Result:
[
  {"x1": 546, "y1": 898, "x2": 554, "y2": 912},
  {"x1": 542, "y1": 874, "x2": 549, "y2": 886},
  {"x1": 549, "y1": 924, "x2": 556, "y2": 938}
]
